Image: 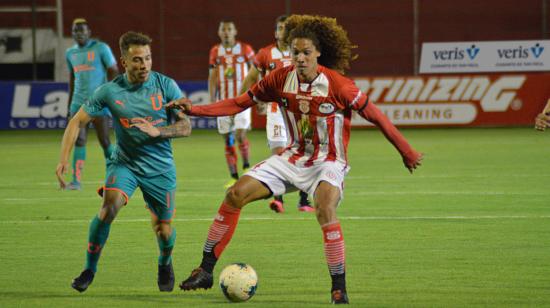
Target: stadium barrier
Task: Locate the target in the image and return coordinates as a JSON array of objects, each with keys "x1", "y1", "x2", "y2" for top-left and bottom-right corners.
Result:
[{"x1": 1, "y1": 74, "x2": 549, "y2": 130}]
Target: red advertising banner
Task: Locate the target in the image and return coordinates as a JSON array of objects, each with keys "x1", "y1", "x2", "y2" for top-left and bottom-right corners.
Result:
[{"x1": 251, "y1": 73, "x2": 550, "y2": 128}]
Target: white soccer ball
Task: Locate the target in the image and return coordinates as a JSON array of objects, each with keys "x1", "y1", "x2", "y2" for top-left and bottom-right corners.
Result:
[{"x1": 219, "y1": 263, "x2": 258, "y2": 302}]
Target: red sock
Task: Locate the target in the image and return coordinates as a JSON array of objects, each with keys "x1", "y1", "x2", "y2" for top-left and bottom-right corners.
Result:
[
  {"x1": 238, "y1": 140, "x2": 250, "y2": 167},
  {"x1": 322, "y1": 221, "x2": 346, "y2": 277},
  {"x1": 224, "y1": 146, "x2": 238, "y2": 175},
  {"x1": 203, "y1": 202, "x2": 241, "y2": 259}
]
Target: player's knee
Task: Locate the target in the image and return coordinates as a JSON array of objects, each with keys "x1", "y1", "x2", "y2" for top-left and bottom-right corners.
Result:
[{"x1": 225, "y1": 186, "x2": 246, "y2": 208}]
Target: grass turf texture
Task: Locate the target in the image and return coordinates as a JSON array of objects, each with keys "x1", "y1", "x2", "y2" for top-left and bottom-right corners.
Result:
[{"x1": 0, "y1": 128, "x2": 548, "y2": 307}]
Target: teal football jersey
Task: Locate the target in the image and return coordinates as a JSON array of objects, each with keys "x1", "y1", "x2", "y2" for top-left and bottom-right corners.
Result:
[
  {"x1": 66, "y1": 39, "x2": 117, "y2": 106},
  {"x1": 84, "y1": 71, "x2": 183, "y2": 176}
]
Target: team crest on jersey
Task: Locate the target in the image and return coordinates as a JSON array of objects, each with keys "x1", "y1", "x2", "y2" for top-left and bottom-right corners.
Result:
[
  {"x1": 237, "y1": 56, "x2": 245, "y2": 63},
  {"x1": 225, "y1": 56, "x2": 233, "y2": 64},
  {"x1": 298, "y1": 100, "x2": 310, "y2": 114},
  {"x1": 319, "y1": 102, "x2": 335, "y2": 114},
  {"x1": 269, "y1": 62, "x2": 276, "y2": 70}
]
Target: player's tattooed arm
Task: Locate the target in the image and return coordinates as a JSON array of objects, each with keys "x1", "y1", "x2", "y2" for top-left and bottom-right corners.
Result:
[
  {"x1": 158, "y1": 112, "x2": 191, "y2": 138},
  {"x1": 131, "y1": 113, "x2": 191, "y2": 138}
]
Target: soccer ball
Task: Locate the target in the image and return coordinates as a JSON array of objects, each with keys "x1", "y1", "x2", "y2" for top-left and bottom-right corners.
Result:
[{"x1": 219, "y1": 263, "x2": 258, "y2": 302}]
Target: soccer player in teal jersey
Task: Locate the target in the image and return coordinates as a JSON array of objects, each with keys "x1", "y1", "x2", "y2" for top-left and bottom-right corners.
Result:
[
  {"x1": 65, "y1": 18, "x2": 119, "y2": 190},
  {"x1": 56, "y1": 31, "x2": 192, "y2": 293}
]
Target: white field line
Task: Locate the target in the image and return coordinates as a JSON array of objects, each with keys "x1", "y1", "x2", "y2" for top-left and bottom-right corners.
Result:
[
  {"x1": 0, "y1": 215, "x2": 549, "y2": 225},
  {"x1": 1, "y1": 190, "x2": 547, "y2": 202},
  {"x1": 1, "y1": 173, "x2": 550, "y2": 187}
]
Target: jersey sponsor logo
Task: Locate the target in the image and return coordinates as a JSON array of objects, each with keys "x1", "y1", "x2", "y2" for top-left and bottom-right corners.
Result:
[
  {"x1": 319, "y1": 102, "x2": 335, "y2": 114},
  {"x1": 296, "y1": 94, "x2": 312, "y2": 101},
  {"x1": 326, "y1": 231, "x2": 341, "y2": 241},
  {"x1": 115, "y1": 100, "x2": 125, "y2": 108},
  {"x1": 73, "y1": 64, "x2": 95, "y2": 73}
]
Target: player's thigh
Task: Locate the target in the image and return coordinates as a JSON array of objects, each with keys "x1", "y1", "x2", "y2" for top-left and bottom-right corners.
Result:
[
  {"x1": 297, "y1": 162, "x2": 349, "y2": 200},
  {"x1": 139, "y1": 168, "x2": 176, "y2": 223},
  {"x1": 233, "y1": 108, "x2": 251, "y2": 130},
  {"x1": 104, "y1": 162, "x2": 139, "y2": 205},
  {"x1": 217, "y1": 116, "x2": 233, "y2": 134},
  {"x1": 245, "y1": 155, "x2": 299, "y2": 197}
]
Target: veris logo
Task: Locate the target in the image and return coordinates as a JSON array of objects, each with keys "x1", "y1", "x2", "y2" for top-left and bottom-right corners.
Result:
[
  {"x1": 531, "y1": 43, "x2": 544, "y2": 58},
  {"x1": 433, "y1": 44, "x2": 478, "y2": 61},
  {"x1": 466, "y1": 45, "x2": 480, "y2": 60}
]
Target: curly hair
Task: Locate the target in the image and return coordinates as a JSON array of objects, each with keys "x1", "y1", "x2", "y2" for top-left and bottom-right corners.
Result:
[{"x1": 283, "y1": 15, "x2": 357, "y2": 74}]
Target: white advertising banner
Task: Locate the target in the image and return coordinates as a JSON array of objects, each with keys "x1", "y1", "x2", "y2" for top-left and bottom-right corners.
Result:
[
  {"x1": 419, "y1": 40, "x2": 550, "y2": 73},
  {"x1": 0, "y1": 28, "x2": 57, "y2": 63}
]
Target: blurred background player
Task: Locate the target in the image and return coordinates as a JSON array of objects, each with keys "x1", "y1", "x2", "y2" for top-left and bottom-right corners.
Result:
[
  {"x1": 65, "y1": 18, "x2": 119, "y2": 190},
  {"x1": 239, "y1": 15, "x2": 313, "y2": 213},
  {"x1": 172, "y1": 15, "x2": 423, "y2": 304},
  {"x1": 209, "y1": 20, "x2": 255, "y2": 188},
  {"x1": 56, "y1": 31, "x2": 191, "y2": 293}
]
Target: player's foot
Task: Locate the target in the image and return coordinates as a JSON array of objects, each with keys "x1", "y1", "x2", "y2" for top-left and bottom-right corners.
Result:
[
  {"x1": 179, "y1": 267, "x2": 214, "y2": 291},
  {"x1": 269, "y1": 199, "x2": 285, "y2": 213},
  {"x1": 331, "y1": 289, "x2": 349, "y2": 304},
  {"x1": 97, "y1": 186, "x2": 104, "y2": 197},
  {"x1": 158, "y1": 263, "x2": 175, "y2": 292},
  {"x1": 66, "y1": 182, "x2": 81, "y2": 190},
  {"x1": 224, "y1": 178, "x2": 237, "y2": 189},
  {"x1": 298, "y1": 197, "x2": 315, "y2": 212},
  {"x1": 71, "y1": 269, "x2": 94, "y2": 292}
]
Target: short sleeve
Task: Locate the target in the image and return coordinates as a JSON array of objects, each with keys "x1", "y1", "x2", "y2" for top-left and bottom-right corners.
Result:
[
  {"x1": 163, "y1": 78, "x2": 184, "y2": 102},
  {"x1": 336, "y1": 77, "x2": 369, "y2": 111},
  {"x1": 99, "y1": 43, "x2": 117, "y2": 68},
  {"x1": 65, "y1": 51, "x2": 73, "y2": 73},
  {"x1": 253, "y1": 48, "x2": 268, "y2": 73},
  {"x1": 249, "y1": 69, "x2": 282, "y2": 103},
  {"x1": 209, "y1": 46, "x2": 218, "y2": 67},
  {"x1": 244, "y1": 44, "x2": 255, "y2": 61},
  {"x1": 83, "y1": 86, "x2": 107, "y2": 117}
]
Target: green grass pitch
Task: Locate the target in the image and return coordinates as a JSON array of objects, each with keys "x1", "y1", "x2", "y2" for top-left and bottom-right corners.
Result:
[{"x1": 0, "y1": 128, "x2": 549, "y2": 307}]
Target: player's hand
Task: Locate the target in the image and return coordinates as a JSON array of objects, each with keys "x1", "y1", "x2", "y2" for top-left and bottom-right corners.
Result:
[
  {"x1": 256, "y1": 102, "x2": 267, "y2": 115},
  {"x1": 403, "y1": 150, "x2": 423, "y2": 174},
  {"x1": 131, "y1": 118, "x2": 160, "y2": 137},
  {"x1": 535, "y1": 113, "x2": 550, "y2": 131},
  {"x1": 55, "y1": 161, "x2": 69, "y2": 189},
  {"x1": 165, "y1": 97, "x2": 193, "y2": 113}
]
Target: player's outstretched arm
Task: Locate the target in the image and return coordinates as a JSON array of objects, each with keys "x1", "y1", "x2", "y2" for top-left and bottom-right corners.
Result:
[
  {"x1": 535, "y1": 98, "x2": 550, "y2": 131},
  {"x1": 358, "y1": 101, "x2": 423, "y2": 173},
  {"x1": 56, "y1": 108, "x2": 92, "y2": 189},
  {"x1": 130, "y1": 112, "x2": 191, "y2": 139},
  {"x1": 165, "y1": 93, "x2": 256, "y2": 117}
]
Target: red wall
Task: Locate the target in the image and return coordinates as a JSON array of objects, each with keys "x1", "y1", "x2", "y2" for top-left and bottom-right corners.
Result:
[{"x1": 1, "y1": 0, "x2": 548, "y2": 80}]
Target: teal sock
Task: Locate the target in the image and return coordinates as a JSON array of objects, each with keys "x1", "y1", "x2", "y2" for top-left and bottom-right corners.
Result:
[
  {"x1": 157, "y1": 228, "x2": 176, "y2": 266},
  {"x1": 85, "y1": 215, "x2": 111, "y2": 273},
  {"x1": 72, "y1": 146, "x2": 86, "y2": 183}
]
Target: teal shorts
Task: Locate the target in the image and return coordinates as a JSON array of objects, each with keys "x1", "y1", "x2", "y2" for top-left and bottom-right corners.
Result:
[
  {"x1": 103, "y1": 162, "x2": 176, "y2": 222},
  {"x1": 71, "y1": 100, "x2": 111, "y2": 117}
]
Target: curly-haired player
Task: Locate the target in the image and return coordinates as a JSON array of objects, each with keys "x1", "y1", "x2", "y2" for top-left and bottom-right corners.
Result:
[{"x1": 170, "y1": 15, "x2": 423, "y2": 304}]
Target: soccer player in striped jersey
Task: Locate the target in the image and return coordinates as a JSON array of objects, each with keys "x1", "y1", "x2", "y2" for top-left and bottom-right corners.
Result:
[
  {"x1": 56, "y1": 31, "x2": 191, "y2": 293},
  {"x1": 209, "y1": 20, "x2": 255, "y2": 188},
  {"x1": 65, "y1": 18, "x2": 119, "y2": 190},
  {"x1": 239, "y1": 15, "x2": 313, "y2": 213},
  {"x1": 172, "y1": 15, "x2": 423, "y2": 304}
]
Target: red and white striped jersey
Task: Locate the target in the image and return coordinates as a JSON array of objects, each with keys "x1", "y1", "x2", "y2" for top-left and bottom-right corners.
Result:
[
  {"x1": 250, "y1": 65, "x2": 368, "y2": 167},
  {"x1": 209, "y1": 41, "x2": 255, "y2": 99},
  {"x1": 254, "y1": 43, "x2": 292, "y2": 114}
]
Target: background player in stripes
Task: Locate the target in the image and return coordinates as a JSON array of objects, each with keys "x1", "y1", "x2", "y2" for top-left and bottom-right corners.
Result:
[
  {"x1": 170, "y1": 15, "x2": 423, "y2": 304},
  {"x1": 208, "y1": 20, "x2": 255, "y2": 188},
  {"x1": 56, "y1": 31, "x2": 191, "y2": 293},
  {"x1": 239, "y1": 15, "x2": 313, "y2": 213},
  {"x1": 65, "y1": 18, "x2": 119, "y2": 190}
]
